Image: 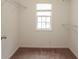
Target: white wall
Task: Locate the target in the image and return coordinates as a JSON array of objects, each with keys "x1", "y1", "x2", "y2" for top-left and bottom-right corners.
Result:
[
  {"x1": 69, "y1": 0, "x2": 78, "y2": 57},
  {"x1": 1, "y1": 0, "x2": 19, "y2": 59},
  {"x1": 1, "y1": 0, "x2": 78, "y2": 58},
  {"x1": 19, "y1": 0, "x2": 70, "y2": 48}
]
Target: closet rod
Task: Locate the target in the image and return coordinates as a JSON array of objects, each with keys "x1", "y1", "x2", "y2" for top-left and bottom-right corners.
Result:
[
  {"x1": 62, "y1": 24, "x2": 78, "y2": 28},
  {"x1": 2, "y1": 0, "x2": 27, "y2": 8},
  {"x1": 62, "y1": 24, "x2": 78, "y2": 32}
]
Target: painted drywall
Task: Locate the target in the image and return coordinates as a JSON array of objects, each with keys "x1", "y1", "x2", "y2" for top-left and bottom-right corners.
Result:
[
  {"x1": 1, "y1": 0, "x2": 78, "y2": 58},
  {"x1": 69, "y1": 0, "x2": 78, "y2": 57},
  {"x1": 19, "y1": 0, "x2": 70, "y2": 48},
  {"x1": 1, "y1": 0, "x2": 19, "y2": 59}
]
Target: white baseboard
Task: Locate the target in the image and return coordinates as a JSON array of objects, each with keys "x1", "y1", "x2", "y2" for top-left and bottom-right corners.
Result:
[
  {"x1": 8, "y1": 46, "x2": 19, "y2": 59},
  {"x1": 69, "y1": 48, "x2": 78, "y2": 58},
  {"x1": 20, "y1": 44, "x2": 68, "y2": 48}
]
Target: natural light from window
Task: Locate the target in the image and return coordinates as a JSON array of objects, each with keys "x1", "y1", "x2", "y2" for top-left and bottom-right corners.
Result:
[{"x1": 36, "y1": 3, "x2": 52, "y2": 31}]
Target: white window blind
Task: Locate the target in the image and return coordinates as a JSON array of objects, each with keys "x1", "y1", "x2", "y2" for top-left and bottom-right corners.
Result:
[{"x1": 36, "y1": 4, "x2": 52, "y2": 10}]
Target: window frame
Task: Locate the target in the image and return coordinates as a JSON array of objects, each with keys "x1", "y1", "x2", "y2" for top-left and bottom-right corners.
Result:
[{"x1": 36, "y1": 3, "x2": 52, "y2": 31}]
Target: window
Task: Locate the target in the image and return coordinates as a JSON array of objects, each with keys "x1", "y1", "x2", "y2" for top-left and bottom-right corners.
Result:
[{"x1": 36, "y1": 3, "x2": 52, "y2": 30}]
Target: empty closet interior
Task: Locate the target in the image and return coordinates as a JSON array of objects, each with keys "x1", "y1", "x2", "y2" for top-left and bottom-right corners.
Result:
[{"x1": 1, "y1": 0, "x2": 78, "y2": 59}]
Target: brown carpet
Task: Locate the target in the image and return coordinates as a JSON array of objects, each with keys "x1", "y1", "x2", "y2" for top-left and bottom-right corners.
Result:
[{"x1": 10, "y1": 48, "x2": 77, "y2": 59}]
